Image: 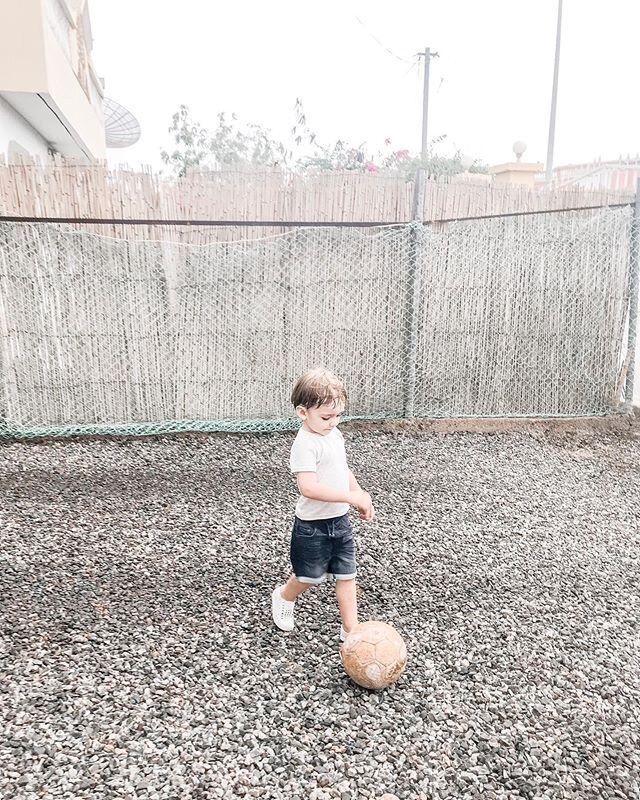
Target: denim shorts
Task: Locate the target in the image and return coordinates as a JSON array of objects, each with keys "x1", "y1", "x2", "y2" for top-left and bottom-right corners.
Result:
[{"x1": 290, "y1": 514, "x2": 357, "y2": 584}]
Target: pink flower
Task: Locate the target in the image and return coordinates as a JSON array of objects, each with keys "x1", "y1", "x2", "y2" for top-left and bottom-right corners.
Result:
[{"x1": 366, "y1": 162, "x2": 379, "y2": 172}]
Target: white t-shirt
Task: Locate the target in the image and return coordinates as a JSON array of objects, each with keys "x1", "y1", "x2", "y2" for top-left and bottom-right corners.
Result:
[{"x1": 289, "y1": 427, "x2": 350, "y2": 520}]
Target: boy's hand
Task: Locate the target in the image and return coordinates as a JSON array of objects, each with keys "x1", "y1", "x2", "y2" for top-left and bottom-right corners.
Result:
[
  {"x1": 359, "y1": 500, "x2": 375, "y2": 521},
  {"x1": 351, "y1": 489, "x2": 375, "y2": 521}
]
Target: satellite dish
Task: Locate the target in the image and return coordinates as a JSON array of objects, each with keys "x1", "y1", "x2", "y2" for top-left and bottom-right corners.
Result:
[{"x1": 103, "y1": 97, "x2": 141, "y2": 148}]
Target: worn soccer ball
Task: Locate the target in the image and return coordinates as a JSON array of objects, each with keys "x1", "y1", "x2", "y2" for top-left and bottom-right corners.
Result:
[{"x1": 340, "y1": 621, "x2": 407, "y2": 690}]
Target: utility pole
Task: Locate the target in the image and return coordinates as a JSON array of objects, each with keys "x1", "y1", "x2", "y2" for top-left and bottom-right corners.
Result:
[
  {"x1": 407, "y1": 46, "x2": 439, "y2": 418},
  {"x1": 418, "y1": 47, "x2": 438, "y2": 160},
  {"x1": 545, "y1": 0, "x2": 563, "y2": 182}
]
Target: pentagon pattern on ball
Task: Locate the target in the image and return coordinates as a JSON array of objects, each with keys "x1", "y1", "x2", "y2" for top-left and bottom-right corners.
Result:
[{"x1": 340, "y1": 620, "x2": 407, "y2": 690}]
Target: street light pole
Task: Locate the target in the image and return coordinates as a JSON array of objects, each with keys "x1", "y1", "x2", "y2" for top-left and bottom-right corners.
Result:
[{"x1": 545, "y1": 0, "x2": 563, "y2": 182}]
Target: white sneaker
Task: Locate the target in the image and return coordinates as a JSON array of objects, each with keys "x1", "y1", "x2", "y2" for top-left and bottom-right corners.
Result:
[
  {"x1": 272, "y1": 586, "x2": 295, "y2": 632},
  {"x1": 340, "y1": 625, "x2": 348, "y2": 643}
]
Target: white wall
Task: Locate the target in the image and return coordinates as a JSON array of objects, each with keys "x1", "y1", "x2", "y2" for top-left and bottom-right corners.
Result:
[
  {"x1": 0, "y1": 0, "x2": 105, "y2": 161},
  {"x1": 0, "y1": 95, "x2": 50, "y2": 162}
]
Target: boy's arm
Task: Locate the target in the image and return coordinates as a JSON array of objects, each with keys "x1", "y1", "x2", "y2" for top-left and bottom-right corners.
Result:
[
  {"x1": 296, "y1": 471, "x2": 371, "y2": 512},
  {"x1": 296, "y1": 471, "x2": 375, "y2": 520},
  {"x1": 349, "y1": 470, "x2": 361, "y2": 492},
  {"x1": 348, "y1": 469, "x2": 375, "y2": 521}
]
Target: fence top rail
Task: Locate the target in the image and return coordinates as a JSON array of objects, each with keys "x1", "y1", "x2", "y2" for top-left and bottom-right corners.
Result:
[
  {"x1": 0, "y1": 216, "x2": 406, "y2": 227},
  {"x1": 0, "y1": 202, "x2": 633, "y2": 228}
]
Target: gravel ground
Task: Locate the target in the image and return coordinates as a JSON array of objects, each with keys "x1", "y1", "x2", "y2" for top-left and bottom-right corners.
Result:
[{"x1": 1, "y1": 423, "x2": 640, "y2": 800}]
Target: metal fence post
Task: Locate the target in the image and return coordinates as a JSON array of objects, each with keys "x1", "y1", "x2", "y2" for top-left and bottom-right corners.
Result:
[
  {"x1": 625, "y1": 179, "x2": 640, "y2": 404},
  {"x1": 403, "y1": 169, "x2": 426, "y2": 417}
]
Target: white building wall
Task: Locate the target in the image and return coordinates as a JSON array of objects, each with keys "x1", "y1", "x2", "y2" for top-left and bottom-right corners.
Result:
[
  {"x1": 0, "y1": 0, "x2": 105, "y2": 161},
  {"x1": 0, "y1": 95, "x2": 50, "y2": 162}
]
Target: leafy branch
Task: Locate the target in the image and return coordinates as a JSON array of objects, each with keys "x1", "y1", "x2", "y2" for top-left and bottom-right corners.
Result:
[{"x1": 160, "y1": 101, "x2": 487, "y2": 177}]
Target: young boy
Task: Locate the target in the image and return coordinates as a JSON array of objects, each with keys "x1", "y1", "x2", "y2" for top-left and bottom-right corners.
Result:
[{"x1": 271, "y1": 367, "x2": 375, "y2": 642}]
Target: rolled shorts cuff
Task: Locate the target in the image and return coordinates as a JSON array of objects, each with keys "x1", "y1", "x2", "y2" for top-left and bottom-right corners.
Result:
[
  {"x1": 331, "y1": 571, "x2": 357, "y2": 581},
  {"x1": 295, "y1": 574, "x2": 327, "y2": 585}
]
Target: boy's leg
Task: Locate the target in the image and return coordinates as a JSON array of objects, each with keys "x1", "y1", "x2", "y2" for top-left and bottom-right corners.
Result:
[
  {"x1": 335, "y1": 578, "x2": 358, "y2": 633},
  {"x1": 272, "y1": 576, "x2": 318, "y2": 632},
  {"x1": 327, "y1": 515, "x2": 358, "y2": 636},
  {"x1": 280, "y1": 575, "x2": 313, "y2": 602},
  {"x1": 273, "y1": 518, "x2": 330, "y2": 632}
]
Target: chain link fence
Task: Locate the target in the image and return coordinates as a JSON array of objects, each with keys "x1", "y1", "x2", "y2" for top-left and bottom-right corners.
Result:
[{"x1": 0, "y1": 205, "x2": 634, "y2": 438}]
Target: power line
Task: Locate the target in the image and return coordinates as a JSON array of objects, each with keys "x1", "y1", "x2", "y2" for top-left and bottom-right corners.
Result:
[
  {"x1": 354, "y1": 16, "x2": 414, "y2": 64},
  {"x1": 400, "y1": 56, "x2": 421, "y2": 78}
]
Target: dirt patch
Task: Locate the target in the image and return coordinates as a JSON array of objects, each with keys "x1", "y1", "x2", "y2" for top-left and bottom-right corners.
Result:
[{"x1": 343, "y1": 405, "x2": 640, "y2": 442}]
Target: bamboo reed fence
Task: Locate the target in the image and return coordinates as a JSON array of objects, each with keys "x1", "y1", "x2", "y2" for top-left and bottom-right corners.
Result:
[{"x1": 0, "y1": 159, "x2": 634, "y2": 242}]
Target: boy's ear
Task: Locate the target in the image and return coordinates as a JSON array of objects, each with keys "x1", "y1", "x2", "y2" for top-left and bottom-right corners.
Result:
[{"x1": 295, "y1": 405, "x2": 307, "y2": 421}]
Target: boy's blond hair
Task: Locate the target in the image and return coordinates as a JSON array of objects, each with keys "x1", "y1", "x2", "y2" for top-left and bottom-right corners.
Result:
[{"x1": 291, "y1": 368, "x2": 348, "y2": 409}]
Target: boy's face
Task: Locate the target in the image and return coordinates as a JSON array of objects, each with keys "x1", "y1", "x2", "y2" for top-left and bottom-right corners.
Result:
[{"x1": 296, "y1": 402, "x2": 345, "y2": 436}]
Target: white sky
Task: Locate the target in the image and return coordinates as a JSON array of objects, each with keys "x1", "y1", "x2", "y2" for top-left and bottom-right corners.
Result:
[{"x1": 90, "y1": 0, "x2": 640, "y2": 172}]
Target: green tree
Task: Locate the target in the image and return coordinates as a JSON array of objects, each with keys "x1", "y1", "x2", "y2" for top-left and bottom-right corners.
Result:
[
  {"x1": 290, "y1": 98, "x2": 487, "y2": 176},
  {"x1": 160, "y1": 105, "x2": 289, "y2": 176},
  {"x1": 379, "y1": 146, "x2": 489, "y2": 178},
  {"x1": 161, "y1": 101, "x2": 488, "y2": 177}
]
